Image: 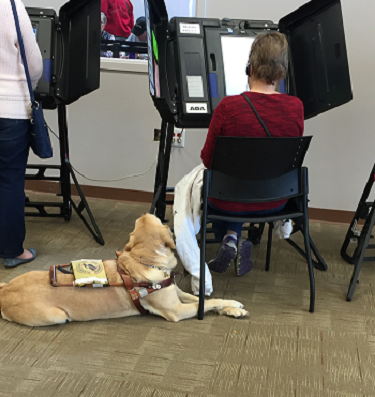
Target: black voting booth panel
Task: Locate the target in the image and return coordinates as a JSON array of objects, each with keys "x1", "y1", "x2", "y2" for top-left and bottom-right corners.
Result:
[
  {"x1": 28, "y1": 8, "x2": 56, "y2": 102},
  {"x1": 25, "y1": 0, "x2": 104, "y2": 245},
  {"x1": 279, "y1": 0, "x2": 353, "y2": 120},
  {"x1": 146, "y1": 0, "x2": 352, "y2": 129},
  {"x1": 27, "y1": 0, "x2": 101, "y2": 108}
]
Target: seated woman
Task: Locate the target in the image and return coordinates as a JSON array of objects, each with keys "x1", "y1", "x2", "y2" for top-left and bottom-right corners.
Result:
[{"x1": 200, "y1": 32, "x2": 304, "y2": 277}]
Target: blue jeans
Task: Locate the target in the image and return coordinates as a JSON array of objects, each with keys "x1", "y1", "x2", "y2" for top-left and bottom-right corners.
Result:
[
  {"x1": 208, "y1": 201, "x2": 286, "y2": 241},
  {"x1": 0, "y1": 118, "x2": 30, "y2": 258}
]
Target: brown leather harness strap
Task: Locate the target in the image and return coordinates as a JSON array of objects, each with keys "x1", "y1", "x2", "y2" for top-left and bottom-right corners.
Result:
[
  {"x1": 117, "y1": 265, "x2": 149, "y2": 315},
  {"x1": 116, "y1": 264, "x2": 175, "y2": 316},
  {"x1": 49, "y1": 263, "x2": 176, "y2": 316}
]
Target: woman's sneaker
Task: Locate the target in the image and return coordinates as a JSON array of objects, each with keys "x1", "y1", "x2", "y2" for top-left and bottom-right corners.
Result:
[
  {"x1": 208, "y1": 235, "x2": 237, "y2": 273},
  {"x1": 235, "y1": 238, "x2": 253, "y2": 276}
]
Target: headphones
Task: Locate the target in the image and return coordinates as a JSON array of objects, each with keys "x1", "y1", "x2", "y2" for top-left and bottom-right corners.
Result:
[{"x1": 246, "y1": 51, "x2": 252, "y2": 76}]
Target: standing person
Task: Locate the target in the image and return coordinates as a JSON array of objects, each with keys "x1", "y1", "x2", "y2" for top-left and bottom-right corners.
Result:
[
  {"x1": 0, "y1": 0, "x2": 43, "y2": 267},
  {"x1": 101, "y1": 0, "x2": 134, "y2": 41},
  {"x1": 200, "y1": 32, "x2": 304, "y2": 277},
  {"x1": 125, "y1": 16, "x2": 148, "y2": 60},
  {"x1": 127, "y1": 16, "x2": 147, "y2": 43}
]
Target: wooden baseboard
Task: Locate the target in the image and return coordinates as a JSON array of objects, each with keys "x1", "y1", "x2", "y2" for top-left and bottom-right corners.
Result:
[
  {"x1": 25, "y1": 180, "x2": 356, "y2": 224},
  {"x1": 308, "y1": 208, "x2": 357, "y2": 225},
  {"x1": 24, "y1": 180, "x2": 174, "y2": 204}
]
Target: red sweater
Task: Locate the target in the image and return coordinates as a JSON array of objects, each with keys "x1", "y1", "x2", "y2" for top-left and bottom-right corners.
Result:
[
  {"x1": 201, "y1": 92, "x2": 304, "y2": 212},
  {"x1": 101, "y1": 0, "x2": 134, "y2": 38}
]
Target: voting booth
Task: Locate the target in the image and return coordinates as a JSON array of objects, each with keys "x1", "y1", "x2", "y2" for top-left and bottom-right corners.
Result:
[
  {"x1": 146, "y1": 0, "x2": 352, "y2": 128},
  {"x1": 27, "y1": 0, "x2": 101, "y2": 108},
  {"x1": 146, "y1": 0, "x2": 353, "y2": 224},
  {"x1": 25, "y1": 0, "x2": 104, "y2": 245}
]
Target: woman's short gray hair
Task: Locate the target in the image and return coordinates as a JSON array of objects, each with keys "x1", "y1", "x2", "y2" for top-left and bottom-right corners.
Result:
[
  {"x1": 249, "y1": 32, "x2": 289, "y2": 85},
  {"x1": 101, "y1": 12, "x2": 107, "y2": 27}
]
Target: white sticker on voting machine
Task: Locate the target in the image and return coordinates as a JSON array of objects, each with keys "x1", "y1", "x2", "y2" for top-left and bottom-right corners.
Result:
[
  {"x1": 180, "y1": 23, "x2": 200, "y2": 35},
  {"x1": 187, "y1": 76, "x2": 204, "y2": 98},
  {"x1": 186, "y1": 103, "x2": 208, "y2": 113}
]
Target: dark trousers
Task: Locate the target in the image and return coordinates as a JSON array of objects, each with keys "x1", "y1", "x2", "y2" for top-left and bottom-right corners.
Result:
[
  {"x1": 208, "y1": 201, "x2": 286, "y2": 241},
  {"x1": 0, "y1": 118, "x2": 30, "y2": 258}
]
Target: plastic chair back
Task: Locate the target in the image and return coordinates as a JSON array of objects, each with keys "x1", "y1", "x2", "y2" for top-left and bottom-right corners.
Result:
[{"x1": 208, "y1": 137, "x2": 311, "y2": 203}]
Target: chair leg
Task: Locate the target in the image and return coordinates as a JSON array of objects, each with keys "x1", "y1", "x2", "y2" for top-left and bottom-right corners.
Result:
[
  {"x1": 265, "y1": 222, "x2": 273, "y2": 272},
  {"x1": 309, "y1": 237, "x2": 328, "y2": 271},
  {"x1": 198, "y1": 208, "x2": 208, "y2": 320},
  {"x1": 302, "y1": 215, "x2": 315, "y2": 313},
  {"x1": 347, "y1": 259, "x2": 364, "y2": 302}
]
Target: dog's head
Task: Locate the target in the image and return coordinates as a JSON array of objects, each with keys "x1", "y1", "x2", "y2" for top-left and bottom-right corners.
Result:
[
  {"x1": 117, "y1": 214, "x2": 177, "y2": 273},
  {"x1": 124, "y1": 213, "x2": 175, "y2": 251}
]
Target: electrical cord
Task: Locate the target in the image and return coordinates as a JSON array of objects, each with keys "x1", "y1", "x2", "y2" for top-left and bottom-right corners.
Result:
[{"x1": 46, "y1": 124, "x2": 158, "y2": 183}]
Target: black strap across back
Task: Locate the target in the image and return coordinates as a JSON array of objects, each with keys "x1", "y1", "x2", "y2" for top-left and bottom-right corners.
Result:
[{"x1": 241, "y1": 93, "x2": 272, "y2": 138}]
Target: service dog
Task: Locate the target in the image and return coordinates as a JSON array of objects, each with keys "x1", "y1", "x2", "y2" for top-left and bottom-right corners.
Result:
[{"x1": 0, "y1": 214, "x2": 248, "y2": 326}]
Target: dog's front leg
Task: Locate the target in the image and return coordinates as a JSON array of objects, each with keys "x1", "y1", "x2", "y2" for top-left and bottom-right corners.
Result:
[
  {"x1": 175, "y1": 286, "x2": 199, "y2": 303},
  {"x1": 142, "y1": 287, "x2": 248, "y2": 322},
  {"x1": 170, "y1": 299, "x2": 247, "y2": 322},
  {"x1": 174, "y1": 288, "x2": 249, "y2": 318},
  {"x1": 146, "y1": 297, "x2": 246, "y2": 322}
]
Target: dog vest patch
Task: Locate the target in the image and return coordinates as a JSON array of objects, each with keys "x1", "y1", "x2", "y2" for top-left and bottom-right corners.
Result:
[{"x1": 71, "y1": 260, "x2": 108, "y2": 287}]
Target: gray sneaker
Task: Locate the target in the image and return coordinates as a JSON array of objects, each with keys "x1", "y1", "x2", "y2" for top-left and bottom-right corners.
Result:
[
  {"x1": 208, "y1": 235, "x2": 237, "y2": 273},
  {"x1": 235, "y1": 239, "x2": 253, "y2": 276}
]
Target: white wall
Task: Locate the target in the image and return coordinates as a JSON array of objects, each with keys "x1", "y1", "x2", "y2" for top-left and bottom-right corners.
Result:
[
  {"x1": 133, "y1": 0, "x2": 196, "y2": 19},
  {"x1": 31, "y1": 66, "x2": 205, "y2": 191},
  {"x1": 24, "y1": 0, "x2": 375, "y2": 211}
]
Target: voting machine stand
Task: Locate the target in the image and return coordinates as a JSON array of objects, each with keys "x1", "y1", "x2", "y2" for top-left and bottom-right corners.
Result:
[
  {"x1": 150, "y1": 121, "x2": 175, "y2": 223},
  {"x1": 25, "y1": 104, "x2": 105, "y2": 246},
  {"x1": 341, "y1": 164, "x2": 375, "y2": 300}
]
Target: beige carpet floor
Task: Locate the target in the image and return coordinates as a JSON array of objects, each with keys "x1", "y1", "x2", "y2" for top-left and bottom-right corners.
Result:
[{"x1": 0, "y1": 192, "x2": 375, "y2": 397}]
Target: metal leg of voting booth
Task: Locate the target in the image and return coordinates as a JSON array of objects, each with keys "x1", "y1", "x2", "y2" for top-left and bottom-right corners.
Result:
[
  {"x1": 150, "y1": 120, "x2": 175, "y2": 223},
  {"x1": 25, "y1": 104, "x2": 105, "y2": 246}
]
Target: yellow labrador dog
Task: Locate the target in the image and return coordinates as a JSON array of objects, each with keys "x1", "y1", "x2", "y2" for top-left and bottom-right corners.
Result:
[{"x1": 0, "y1": 214, "x2": 248, "y2": 326}]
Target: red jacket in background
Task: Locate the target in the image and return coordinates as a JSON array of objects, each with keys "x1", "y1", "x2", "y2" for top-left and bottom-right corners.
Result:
[
  {"x1": 200, "y1": 91, "x2": 304, "y2": 212},
  {"x1": 101, "y1": 0, "x2": 134, "y2": 38}
]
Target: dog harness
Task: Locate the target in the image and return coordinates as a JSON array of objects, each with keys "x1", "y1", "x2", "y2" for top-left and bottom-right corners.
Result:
[{"x1": 49, "y1": 262, "x2": 176, "y2": 315}]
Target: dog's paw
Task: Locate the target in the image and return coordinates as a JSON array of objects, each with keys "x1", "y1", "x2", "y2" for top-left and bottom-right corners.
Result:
[
  {"x1": 222, "y1": 300, "x2": 244, "y2": 309},
  {"x1": 220, "y1": 307, "x2": 249, "y2": 318}
]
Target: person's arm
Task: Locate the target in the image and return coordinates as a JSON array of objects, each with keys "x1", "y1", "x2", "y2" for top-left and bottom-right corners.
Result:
[
  {"x1": 128, "y1": 1, "x2": 134, "y2": 29},
  {"x1": 200, "y1": 100, "x2": 227, "y2": 168},
  {"x1": 16, "y1": 0, "x2": 42, "y2": 89}
]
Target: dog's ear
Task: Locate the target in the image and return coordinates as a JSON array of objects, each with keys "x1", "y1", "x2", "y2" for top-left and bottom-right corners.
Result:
[
  {"x1": 124, "y1": 234, "x2": 135, "y2": 251},
  {"x1": 116, "y1": 250, "x2": 123, "y2": 258},
  {"x1": 162, "y1": 226, "x2": 176, "y2": 249}
]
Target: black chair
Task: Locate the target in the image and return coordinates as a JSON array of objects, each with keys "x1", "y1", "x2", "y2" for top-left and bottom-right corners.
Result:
[{"x1": 198, "y1": 136, "x2": 317, "y2": 320}]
